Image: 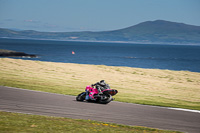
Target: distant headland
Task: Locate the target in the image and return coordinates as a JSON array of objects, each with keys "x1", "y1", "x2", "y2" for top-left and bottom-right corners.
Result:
[{"x1": 0, "y1": 49, "x2": 37, "y2": 58}]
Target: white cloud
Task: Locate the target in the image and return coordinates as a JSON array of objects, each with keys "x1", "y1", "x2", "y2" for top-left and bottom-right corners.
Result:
[{"x1": 24, "y1": 20, "x2": 40, "y2": 23}]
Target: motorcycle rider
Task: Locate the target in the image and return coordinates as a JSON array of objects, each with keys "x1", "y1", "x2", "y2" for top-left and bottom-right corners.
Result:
[
  {"x1": 85, "y1": 80, "x2": 110, "y2": 100},
  {"x1": 92, "y1": 80, "x2": 110, "y2": 94}
]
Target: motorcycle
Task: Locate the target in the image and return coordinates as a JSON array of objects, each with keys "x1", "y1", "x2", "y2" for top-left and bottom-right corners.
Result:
[{"x1": 76, "y1": 85, "x2": 118, "y2": 104}]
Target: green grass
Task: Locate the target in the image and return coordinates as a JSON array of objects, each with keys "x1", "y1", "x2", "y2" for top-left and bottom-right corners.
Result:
[
  {"x1": 0, "y1": 111, "x2": 181, "y2": 133},
  {"x1": 0, "y1": 49, "x2": 15, "y2": 53},
  {"x1": 0, "y1": 58, "x2": 200, "y2": 110}
]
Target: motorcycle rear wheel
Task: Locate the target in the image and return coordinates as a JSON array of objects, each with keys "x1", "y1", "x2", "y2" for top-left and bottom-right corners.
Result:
[
  {"x1": 76, "y1": 92, "x2": 86, "y2": 101},
  {"x1": 98, "y1": 94, "x2": 112, "y2": 104}
]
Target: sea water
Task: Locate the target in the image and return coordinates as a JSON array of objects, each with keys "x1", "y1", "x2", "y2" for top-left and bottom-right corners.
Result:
[{"x1": 0, "y1": 38, "x2": 200, "y2": 72}]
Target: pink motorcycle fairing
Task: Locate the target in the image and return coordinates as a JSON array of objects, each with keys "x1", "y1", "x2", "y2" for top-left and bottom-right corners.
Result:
[
  {"x1": 85, "y1": 85, "x2": 118, "y2": 100},
  {"x1": 85, "y1": 85, "x2": 99, "y2": 99}
]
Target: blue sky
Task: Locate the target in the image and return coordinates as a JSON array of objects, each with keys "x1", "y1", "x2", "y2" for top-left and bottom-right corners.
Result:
[{"x1": 0, "y1": 0, "x2": 199, "y2": 32}]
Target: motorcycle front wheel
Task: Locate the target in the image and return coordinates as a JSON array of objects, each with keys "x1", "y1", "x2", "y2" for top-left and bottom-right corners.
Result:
[{"x1": 76, "y1": 92, "x2": 86, "y2": 101}]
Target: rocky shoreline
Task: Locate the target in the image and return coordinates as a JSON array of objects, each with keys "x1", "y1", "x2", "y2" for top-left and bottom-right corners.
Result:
[{"x1": 0, "y1": 49, "x2": 37, "y2": 58}]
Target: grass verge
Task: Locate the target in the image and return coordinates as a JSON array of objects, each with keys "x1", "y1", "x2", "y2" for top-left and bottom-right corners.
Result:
[
  {"x1": 0, "y1": 111, "x2": 181, "y2": 133},
  {"x1": 0, "y1": 58, "x2": 200, "y2": 110}
]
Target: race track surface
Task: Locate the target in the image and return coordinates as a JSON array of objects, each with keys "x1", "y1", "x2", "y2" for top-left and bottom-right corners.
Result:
[{"x1": 0, "y1": 86, "x2": 200, "y2": 133}]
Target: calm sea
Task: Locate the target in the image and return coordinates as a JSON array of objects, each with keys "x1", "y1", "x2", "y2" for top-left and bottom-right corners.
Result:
[{"x1": 1, "y1": 39, "x2": 200, "y2": 72}]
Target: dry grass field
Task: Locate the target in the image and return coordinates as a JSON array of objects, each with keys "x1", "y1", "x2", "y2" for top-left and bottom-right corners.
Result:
[{"x1": 0, "y1": 58, "x2": 200, "y2": 110}]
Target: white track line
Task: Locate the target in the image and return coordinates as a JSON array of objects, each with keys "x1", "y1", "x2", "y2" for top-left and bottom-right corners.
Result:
[{"x1": 167, "y1": 107, "x2": 200, "y2": 113}]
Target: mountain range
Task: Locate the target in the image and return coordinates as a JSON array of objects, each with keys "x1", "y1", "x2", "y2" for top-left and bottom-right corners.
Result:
[{"x1": 1, "y1": 20, "x2": 200, "y2": 44}]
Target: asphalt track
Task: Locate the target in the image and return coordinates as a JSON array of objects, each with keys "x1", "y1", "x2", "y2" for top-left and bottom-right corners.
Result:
[{"x1": 0, "y1": 86, "x2": 200, "y2": 133}]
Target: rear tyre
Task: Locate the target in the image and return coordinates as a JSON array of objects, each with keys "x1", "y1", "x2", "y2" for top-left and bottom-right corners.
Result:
[
  {"x1": 98, "y1": 94, "x2": 112, "y2": 104},
  {"x1": 76, "y1": 92, "x2": 86, "y2": 101}
]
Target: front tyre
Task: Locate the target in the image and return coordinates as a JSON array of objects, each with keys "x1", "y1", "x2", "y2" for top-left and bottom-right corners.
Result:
[
  {"x1": 76, "y1": 92, "x2": 86, "y2": 101},
  {"x1": 98, "y1": 94, "x2": 112, "y2": 104}
]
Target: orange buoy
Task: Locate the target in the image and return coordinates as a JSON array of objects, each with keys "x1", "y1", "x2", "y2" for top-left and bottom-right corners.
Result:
[{"x1": 72, "y1": 51, "x2": 75, "y2": 54}]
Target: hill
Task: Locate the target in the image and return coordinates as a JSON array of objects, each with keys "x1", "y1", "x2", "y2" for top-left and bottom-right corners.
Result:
[{"x1": 1, "y1": 20, "x2": 200, "y2": 44}]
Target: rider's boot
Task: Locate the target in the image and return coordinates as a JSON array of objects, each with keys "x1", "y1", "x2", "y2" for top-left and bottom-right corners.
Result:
[
  {"x1": 97, "y1": 88, "x2": 103, "y2": 95},
  {"x1": 85, "y1": 91, "x2": 89, "y2": 100}
]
